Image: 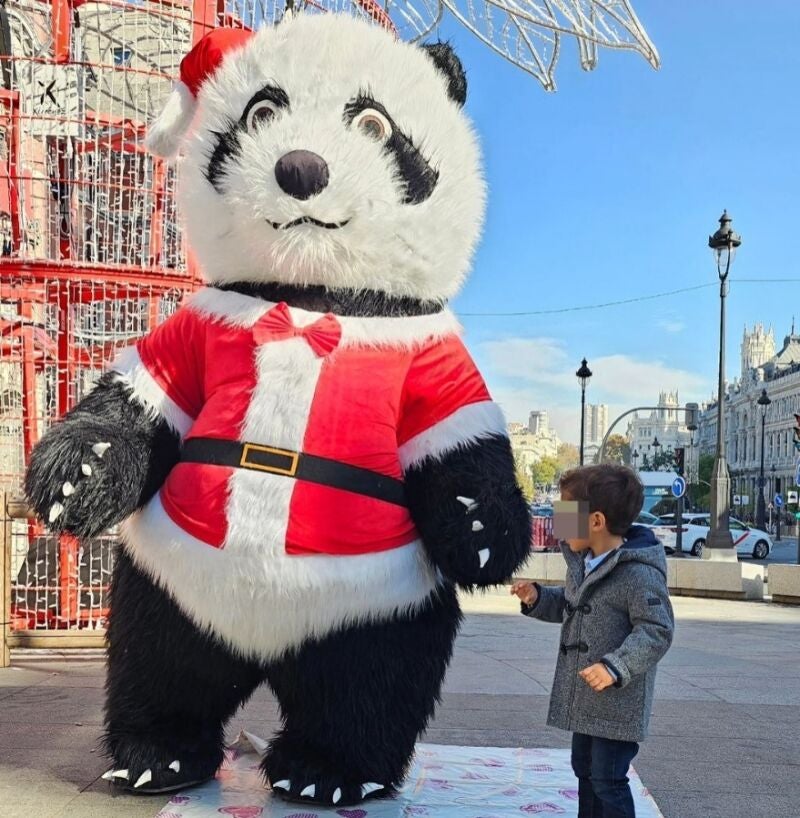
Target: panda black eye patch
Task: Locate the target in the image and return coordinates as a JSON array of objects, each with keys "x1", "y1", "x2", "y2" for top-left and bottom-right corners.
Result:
[
  {"x1": 240, "y1": 85, "x2": 290, "y2": 126},
  {"x1": 206, "y1": 85, "x2": 290, "y2": 192},
  {"x1": 344, "y1": 94, "x2": 439, "y2": 205}
]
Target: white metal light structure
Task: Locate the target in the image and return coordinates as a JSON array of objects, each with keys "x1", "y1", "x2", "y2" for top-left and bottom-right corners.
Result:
[{"x1": 250, "y1": 0, "x2": 660, "y2": 90}]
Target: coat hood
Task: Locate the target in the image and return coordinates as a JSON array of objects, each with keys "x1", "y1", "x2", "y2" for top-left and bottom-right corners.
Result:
[{"x1": 560, "y1": 523, "x2": 668, "y2": 581}]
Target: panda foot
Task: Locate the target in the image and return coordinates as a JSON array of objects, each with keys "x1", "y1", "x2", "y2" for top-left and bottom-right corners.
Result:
[
  {"x1": 263, "y1": 738, "x2": 390, "y2": 806},
  {"x1": 102, "y1": 737, "x2": 221, "y2": 796}
]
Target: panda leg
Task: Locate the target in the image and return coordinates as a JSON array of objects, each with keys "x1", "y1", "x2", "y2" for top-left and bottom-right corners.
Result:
[
  {"x1": 262, "y1": 584, "x2": 461, "y2": 806},
  {"x1": 103, "y1": 548, "x2": 266, "y2": 794}
]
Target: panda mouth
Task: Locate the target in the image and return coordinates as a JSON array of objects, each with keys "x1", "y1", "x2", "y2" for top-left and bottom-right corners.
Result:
[{"x1": 268, "y1": 216, "x2": 350, "y2": 231}]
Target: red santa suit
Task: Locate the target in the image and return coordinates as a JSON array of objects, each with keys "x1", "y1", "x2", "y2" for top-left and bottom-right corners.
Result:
[{"x1": 111, "y1": 287, "x2": 507, "y2": 659}]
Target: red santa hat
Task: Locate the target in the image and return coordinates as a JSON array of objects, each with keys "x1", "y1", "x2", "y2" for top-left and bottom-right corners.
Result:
[{"x1": 146, "y1": 28, "x2": 254, "y2": 158}]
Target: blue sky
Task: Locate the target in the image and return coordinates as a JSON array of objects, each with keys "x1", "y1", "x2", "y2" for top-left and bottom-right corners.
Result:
[{"x1": 432, "y1": 1, "x2": 800, "y2": 444}]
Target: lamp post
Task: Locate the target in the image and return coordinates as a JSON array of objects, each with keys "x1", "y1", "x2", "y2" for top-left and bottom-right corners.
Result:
[
  {"x1": 705, "y1": 211, "x2": 742, "y2": 561},
  {"x1": 576, "y1": 358, "x2": 592, "y2": 466},
  {"x1": 652, "y1": 436, "x2": 661, "y2": 470},
  {"x1": 771, "y1": 464, "x2": 781, "y2": 541},
  {"x1": 632, "y1": 449, "x2": 640, "y2": 471},
  {"x1": 756, "y1": 389, "x2": 771, "y2": 531}
]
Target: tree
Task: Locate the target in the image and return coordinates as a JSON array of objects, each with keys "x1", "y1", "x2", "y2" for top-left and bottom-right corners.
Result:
[
  {"x1": 687, "y1": 453, "x2": 714, "y2": 511},
  {"x1": 604, "y1": 434, "x2": 631, "y2": 465},
  {"x1": 557, "y1": 443, "x2": 579, "y2": 474},
  {"x1": 531, "y1": 456, "x2": 559, "y2": 489},
  {"x1": 515, "y1": 457, "x2": 534, "y2": 501}
]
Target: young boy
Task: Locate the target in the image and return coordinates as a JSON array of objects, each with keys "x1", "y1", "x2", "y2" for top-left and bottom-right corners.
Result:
[{"x1": 512, "y1": 464, "x2": 674, "y2": 818}]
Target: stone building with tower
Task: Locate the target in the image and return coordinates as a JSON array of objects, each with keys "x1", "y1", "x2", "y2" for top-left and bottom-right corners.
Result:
[
  {"x1": 697, "y1": 323, "x2": 800, "y2": 518},
  {"x1": 508, "y1": 410, "x2": 561, "y2": 472},
  {"x1": 626, "y1": 391, "x2": 694, "y2": 469}
]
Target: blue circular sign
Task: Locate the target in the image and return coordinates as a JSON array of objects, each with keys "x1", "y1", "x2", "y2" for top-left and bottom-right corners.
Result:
[
  {"x1": 775, "y1": 494, "x2": 784, "y2": 507},
  {"x1": 671, "y1": 476, "x2": 686, "y2": 498}
]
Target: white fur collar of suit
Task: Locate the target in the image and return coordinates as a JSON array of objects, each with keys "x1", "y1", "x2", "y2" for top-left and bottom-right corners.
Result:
[{"x1": 186, "y1": 287, "x2": 462, "y2": 349}]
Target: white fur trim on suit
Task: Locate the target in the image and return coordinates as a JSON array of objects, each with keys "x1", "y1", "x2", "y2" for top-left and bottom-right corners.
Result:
[
  {"x1": 109, "y1": 346, "x2": 194, "y2": 438},
  {"x1": 122, "y1": 493, "x2": 440, "y2": 660},
  {"x1": 145, "y1": 81, "x2": 197, "y2": 159},
  {"x1": 398, "y1": 400, "x2": 508, "y2": 470},
  {"x1": 186, "y1": 287, "x2": 462, "y2": 349}
]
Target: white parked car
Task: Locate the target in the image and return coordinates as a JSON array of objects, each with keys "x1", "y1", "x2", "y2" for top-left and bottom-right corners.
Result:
[{"x1": 654, "y1": 513, "x2": 772, "y2": 559}]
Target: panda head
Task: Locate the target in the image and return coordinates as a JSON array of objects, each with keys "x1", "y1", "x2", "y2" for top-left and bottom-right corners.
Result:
[{"x1": 160, "y1": 14, "x2": 485, "y2": 303}]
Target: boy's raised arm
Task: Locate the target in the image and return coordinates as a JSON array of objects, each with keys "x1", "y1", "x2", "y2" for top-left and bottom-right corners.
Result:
[
  {"x1": 521, "y1": 583, "x2": 567, "y2": 623},
  {"x1": 601, "y1": 569, "x2": 674, "y2": 688}
]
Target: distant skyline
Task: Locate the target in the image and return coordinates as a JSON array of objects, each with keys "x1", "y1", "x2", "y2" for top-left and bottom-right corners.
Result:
[{"x1": 432, "y1": 1, "x2": 800, "y2": 445}]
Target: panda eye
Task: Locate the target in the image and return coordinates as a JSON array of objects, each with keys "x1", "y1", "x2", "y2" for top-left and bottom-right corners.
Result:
[
  {"x1": 352, "y1": 108, "x2": 392, "y2": 142},
  {"x1": 246, "y1": 100, "x2": 279, "y2": 132}
]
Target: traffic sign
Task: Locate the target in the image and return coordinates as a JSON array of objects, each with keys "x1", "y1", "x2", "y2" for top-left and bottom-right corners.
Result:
[
  {"x1": 741, "y1": 495, "x2": 750, "y2": 506},
  {"x1": 733, "y1": 495, "x2": 741, "y2": 506},
  {"x1": 775, "y1": 494, "x2": 784, "y2": 507},
  {"x1": 795, "y1": 459, "x2": 800, "y2": 487},
  {"x1": 789, "y1": 491, "x2": 799, "y2": 504},
  {"x1": 671, "y1": 476, "x2": 686, "y2": 499}
]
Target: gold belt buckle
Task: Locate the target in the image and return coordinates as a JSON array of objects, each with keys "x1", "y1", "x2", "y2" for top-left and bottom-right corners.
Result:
[{"x1": 240, "y1": 443, "x2": 299, "y2": 476}]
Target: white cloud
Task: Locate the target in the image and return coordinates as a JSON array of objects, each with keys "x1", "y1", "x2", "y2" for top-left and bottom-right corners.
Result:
[
  {"x1": 657, "y1": 319, "x2": 685, "y2": 333},
  {"x1": 478, "y1": 336, "x2": 708, "y2": 445}
]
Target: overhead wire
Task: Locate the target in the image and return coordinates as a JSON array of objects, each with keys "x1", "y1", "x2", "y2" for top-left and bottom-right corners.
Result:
[{"x1": 459, "y1": 279, "x2": 800, "y2": 317}]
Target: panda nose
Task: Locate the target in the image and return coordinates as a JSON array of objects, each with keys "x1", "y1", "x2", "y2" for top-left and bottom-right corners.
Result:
[{"x1": 274, "y1": 150, "x2": 329, "y2": 200}]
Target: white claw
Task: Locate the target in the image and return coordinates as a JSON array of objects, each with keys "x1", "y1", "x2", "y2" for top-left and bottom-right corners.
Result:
[
  {"x1": 62, "y1": 481, "x2": 75, "y2": 497},
  {"x1": 134, "y1": 769, "x2": 152, "y2": 788},
  {"x1": 101, "y1": 770, "x2": 115, "y2": 781},
  {"x1": 81, "y1": 463, "x2": 92, "y2": 476},
  {"x1": 300, "y1": 784, "x2": 316, "y2": 798},
  {"x1": 272, "y1": 779, "x2": 290, "y2": 791},
  {"x1": 332, "y1": 787, "x2": 342, "y2": 804},
  {"x1": 478, "y1": 548, "x2": 491, "y2": 568},
  {"x1": 456, "y1": 495, "x2": 478, "y2": 512},
  {"x1": 49, "y1": 502, "x2": 64, "y2": 523},
  {"x1": 110, "y1": 769, "x2": 129, "y2": 780},
  {"x1": 92, "y1": 442, "x2": 111, "y2": 458},
  {"x1": 472, "y1": 520, "x2": 484, "y2": 532},
  {"x1": 362, "y1": 782, "x2": 384, "y2": 797},
  {"x1": 169, "y1": 760, "x2": 180, "y2": 773}
]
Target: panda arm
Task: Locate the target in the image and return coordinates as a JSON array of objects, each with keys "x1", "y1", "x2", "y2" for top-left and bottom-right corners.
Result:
[
  {"x1": 404, "y1": 432, "x2": 532, "y2": 588},
  {"x1": 25, "y1": 307, "x2": 203, "y2": 538},
  {"x1": 25, "y1": 374, "x2": 181, "y2": 538},
  {"x1": 398, "y1": 337, "x2": 531, "y2": 588}
]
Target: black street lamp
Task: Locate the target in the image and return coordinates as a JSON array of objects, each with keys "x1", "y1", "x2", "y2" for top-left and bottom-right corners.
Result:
[
  {"x1": 706, "y1": 211, "x2": 742, "y2": 560},
  {"x1": 632, "y1": 449, "x2": 640, "y2": 470},
  {"x1": 576, "y1": 358, "x2": 592, "y2": 466},
  {"x1": 771, "y1": 464, "x2": 781, "y2": 541},
  {"x1": 652, "y1": 436, "x2": 661, "y2": 469},
  {"x1": 756, "y1": 389, "x2": 771, "y2": 531}
]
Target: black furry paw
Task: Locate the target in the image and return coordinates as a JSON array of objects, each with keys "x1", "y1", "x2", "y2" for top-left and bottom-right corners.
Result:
[
  {"x1": 431, "y1": 492, "x2": 529, "y2": 588},
  {"x1": 25, "y1": 431, "x2": 121, "y2": 537},
  {"x1": 102, "y1": 739, "x2": 221, "y2": 795},
  {"x1": 263, "y1": 735, "x2": 391, "y2": 806}
]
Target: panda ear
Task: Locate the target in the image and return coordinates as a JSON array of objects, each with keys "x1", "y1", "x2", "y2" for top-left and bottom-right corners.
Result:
[{"x1": 421, "y1": 42, "x2": 467, "y2": 107}]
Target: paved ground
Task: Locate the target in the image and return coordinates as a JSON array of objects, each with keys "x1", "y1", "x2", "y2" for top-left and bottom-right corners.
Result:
[{"x1": 1, "y1": 592, "x2": 799, "y2": 818}]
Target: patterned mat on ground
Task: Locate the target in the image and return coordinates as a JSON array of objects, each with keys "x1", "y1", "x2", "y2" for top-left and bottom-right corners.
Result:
[{"x1": 155, "y1": 733, "x2": 664, "y2": 818}]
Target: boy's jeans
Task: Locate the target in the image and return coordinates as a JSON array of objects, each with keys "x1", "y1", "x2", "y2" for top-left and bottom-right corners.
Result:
[{"x1": 571, "y1": 732, "x2": 640, "y2": 818}]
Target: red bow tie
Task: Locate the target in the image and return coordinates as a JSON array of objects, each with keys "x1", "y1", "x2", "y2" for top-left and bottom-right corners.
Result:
[{"x1": 252, "y1": 302, "x2": 342, "y2": 357}]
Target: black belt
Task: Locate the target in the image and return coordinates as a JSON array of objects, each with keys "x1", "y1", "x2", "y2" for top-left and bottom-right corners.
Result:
[{"x1": 180, "y1": 437, "x2": 407, "y2": 507}]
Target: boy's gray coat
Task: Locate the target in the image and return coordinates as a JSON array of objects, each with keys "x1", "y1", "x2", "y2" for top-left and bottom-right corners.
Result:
[{"x1": 524, "y1": 525, "x2": 674, "y2": 742}]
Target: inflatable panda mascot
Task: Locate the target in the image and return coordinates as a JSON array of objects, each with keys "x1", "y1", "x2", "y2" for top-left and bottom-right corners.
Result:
[{"x1": 24, "y1": 12, "x2": 531, "y2": 807}]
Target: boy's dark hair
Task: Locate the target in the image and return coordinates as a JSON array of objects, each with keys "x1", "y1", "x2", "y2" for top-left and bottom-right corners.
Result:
[{"x1": 559, "y1": 464, "x2": 644, "y2": 536}]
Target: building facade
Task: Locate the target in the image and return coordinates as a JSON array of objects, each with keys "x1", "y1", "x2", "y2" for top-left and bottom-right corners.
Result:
[
  {"x1": 698, "y1": 324, "x2": 800, "y2": 515},
  {"x1": 509, "y1": 410, "x2": 561, "y2": 471},
  {"x1": 626, "y1": 391, "x2": 693, "y2": 469}
]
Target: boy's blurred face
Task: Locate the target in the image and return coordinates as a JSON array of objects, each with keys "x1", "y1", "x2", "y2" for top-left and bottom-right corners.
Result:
[{"x1": 554, "y1": 490, "x2": 606, "y2": 552}]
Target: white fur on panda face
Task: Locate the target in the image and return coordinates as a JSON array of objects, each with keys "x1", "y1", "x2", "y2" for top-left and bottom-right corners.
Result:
[{"x1": 179, "y1": 14, "x2": 485, "y2": 302}]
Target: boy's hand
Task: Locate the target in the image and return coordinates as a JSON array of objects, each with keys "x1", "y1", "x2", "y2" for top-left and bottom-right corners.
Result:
[
  {"x1": 510, "y1": 581, "x2": 538, "y2": 606},
  {"x1": 579, "y1": 663, "x2": 615, "y2": 692}
]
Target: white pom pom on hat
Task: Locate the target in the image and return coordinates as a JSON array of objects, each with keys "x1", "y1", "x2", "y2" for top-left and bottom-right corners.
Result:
[{"x1": 145, "y1": 28, "x2": 254, "y2": 158}]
